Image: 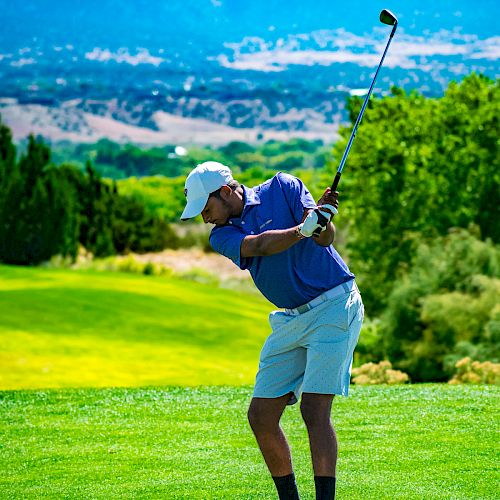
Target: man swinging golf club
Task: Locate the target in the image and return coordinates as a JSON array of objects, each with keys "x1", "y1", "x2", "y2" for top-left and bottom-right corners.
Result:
[
  {"x1": 180, "y1": 9, "x2": 398, "y2": 497},
  {"x1": 180, "y1": 162, "x2": 364, "y2": 499}
]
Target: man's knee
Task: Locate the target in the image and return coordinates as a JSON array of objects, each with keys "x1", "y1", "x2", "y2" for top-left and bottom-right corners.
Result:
[
  {"x1": 247, "y1": 398, "x2": 285, "y2": 433},
  {"x1": 300, "y1": 395, "x2": 333, "y2": 429},
  {"x1": 248, "y1": 401, "x2": 272, "y2": 433}
]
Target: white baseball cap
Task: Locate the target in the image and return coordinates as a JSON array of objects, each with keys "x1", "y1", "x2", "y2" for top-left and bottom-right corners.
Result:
[{"x1": 180, "y1": 161, "x2": 234, "y2": 220}]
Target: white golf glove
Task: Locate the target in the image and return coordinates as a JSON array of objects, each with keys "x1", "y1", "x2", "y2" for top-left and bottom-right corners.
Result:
[
  {"x1": 318, "y1": 203, "x2": 338, "y2": 220},
  {"x1": 298, "y1": 204, "x2": 338, "y2": 237}
]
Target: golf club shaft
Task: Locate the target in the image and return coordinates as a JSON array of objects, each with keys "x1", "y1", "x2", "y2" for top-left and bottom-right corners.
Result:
[{"x1": 331, "y1": 22, "x2": 397, "y2": 192}]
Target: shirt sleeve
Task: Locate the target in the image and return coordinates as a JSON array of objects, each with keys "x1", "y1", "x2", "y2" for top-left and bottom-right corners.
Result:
[
  {"x1": 209, "y1": 225, "x2": 252, "y2": 270},
  {"x1": 276, "y1": 172, "x2": 317, "y2": 224}
]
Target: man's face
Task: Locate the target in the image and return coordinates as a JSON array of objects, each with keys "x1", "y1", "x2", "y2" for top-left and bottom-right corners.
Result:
[{"x1": 201, "y1": 196, "x2": 232, "y2": 226}]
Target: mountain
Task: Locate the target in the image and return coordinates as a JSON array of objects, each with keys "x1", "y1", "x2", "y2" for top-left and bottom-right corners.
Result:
[{"x1": 1, "y1": 0, "x2": 498, "y2": 145}]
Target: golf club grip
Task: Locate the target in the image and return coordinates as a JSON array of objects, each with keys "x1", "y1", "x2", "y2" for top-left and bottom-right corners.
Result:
[{"x1": 331, "y1": 172, "x2": 342, "y2": 192}]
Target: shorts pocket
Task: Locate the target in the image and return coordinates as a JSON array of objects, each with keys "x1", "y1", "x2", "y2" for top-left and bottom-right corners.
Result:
[
  {"x1": 269, "y1": 310, "x2": 290, "y2": 333},
  {"x1": 347, "y1": 292, "x2": 364, "y2": 329},
  {"x1": 308, "y1": 298, "x2": 349, "y2": 333},
  {"x1": 332, "y1": 294, "x2": 351, "y2": 332}
]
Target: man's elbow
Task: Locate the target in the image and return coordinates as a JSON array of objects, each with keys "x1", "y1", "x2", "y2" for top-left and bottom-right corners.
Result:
[
  {"x1": 253, "y1": 238, "x2": 273, "y2": 256},
  {"x1": 241, "y1": 236, "x2": 270, "y2": 258}
]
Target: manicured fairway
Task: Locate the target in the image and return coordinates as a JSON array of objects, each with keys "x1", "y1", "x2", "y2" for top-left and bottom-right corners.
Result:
[
  {"x1": 0, "y1": 385, "x2": 498, "y2": 499},
  {"x1": 0, "y1": 265, "x2": 271, "y2": 389}
]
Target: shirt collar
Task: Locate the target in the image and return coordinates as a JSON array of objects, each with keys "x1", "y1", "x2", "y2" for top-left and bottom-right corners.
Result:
[
  {"x1": 226, "y1": 185, "x2": 260, "y2": 225},
  {"x1": 242, "y1": 185, "x2": 261, "y2": 209}
]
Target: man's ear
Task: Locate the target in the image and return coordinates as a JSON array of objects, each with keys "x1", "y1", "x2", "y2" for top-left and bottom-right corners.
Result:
[{"x1": 220, "y1": 185, "x2": 232, "y2": 199}]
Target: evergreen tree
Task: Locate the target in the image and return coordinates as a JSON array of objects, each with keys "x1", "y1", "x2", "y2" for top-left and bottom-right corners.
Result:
[
  {"x1": 0, "y1": 136, "x2": 51, "y2": 264},
  {"x1": 79, "y1": 162, "x2": 115, "y2": 257},
  {"x1": 0, "y1": 115, "x2": 17, "y2": 189},
  {"x1": 0, "y1": 135, "x2": 83, "y2": 264},
  {"x1": 0, "y1": 116, "x2": 18, "y2": 259},
  {"x1": 45, "y1": 166, "x2": 81, "y2": 260}
]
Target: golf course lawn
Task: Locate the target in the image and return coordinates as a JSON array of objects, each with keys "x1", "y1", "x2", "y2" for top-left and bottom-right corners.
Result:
[
  {"x1": 1, "y1": 265, "x2": 498, "y2": 498},
  {"x1": 0, "y1": 265, "x2": 272, "y2": 389},
  {"x1": 0, "y1": 385, "x2": 498, "y2": 499}
]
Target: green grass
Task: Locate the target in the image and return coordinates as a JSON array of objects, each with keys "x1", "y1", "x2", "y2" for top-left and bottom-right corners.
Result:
[
  {"x1": 1, "y1": 385, "x2": 498, "y2": 499},
  {"x1": 0, "y1": 265, "x2": 272, "y2": 389},
  {"x1": 1, "y1": 266, "x2": 498, "y2": 498}
]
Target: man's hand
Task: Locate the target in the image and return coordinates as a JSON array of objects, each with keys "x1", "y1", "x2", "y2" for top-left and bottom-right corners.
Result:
[
  {"x1": 299, "y1": 208, "x2": 329, "y2": 237},
  {"x1": 298, "y1": 188, "x2": 340, "y2": 239},
  {"x1": 311, "y1": 188, "x2": 339, "y2": 237},
  {"x1": 317, "y1": 188, "x2": 339, "y2": 215},
  {"x1": 317, "y1": 203, "x2": 338, "y2": 220}
]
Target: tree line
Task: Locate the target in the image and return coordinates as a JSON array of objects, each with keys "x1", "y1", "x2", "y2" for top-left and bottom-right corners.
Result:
[
  {"x1": 0, "y1": 124, "x2": 178, "y2": 265},
  {"x1": 326, "y1": 73, "x2": 499, "y2": 381},
  {"x1": 328, "y1": 73, "x2": 499, "y2": 315},
  {"x1": 50, "y1": 137, "x2": 327, "y2": 179}
]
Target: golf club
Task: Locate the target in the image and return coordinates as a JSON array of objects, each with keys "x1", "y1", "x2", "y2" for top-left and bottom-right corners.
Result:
[{"x1": 330, "y1": 9, "x2": 398, "y2": 192}]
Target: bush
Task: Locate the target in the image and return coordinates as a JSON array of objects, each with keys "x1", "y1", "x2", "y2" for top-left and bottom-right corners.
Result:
[
  {"x1": 443, "y1": 339, "x2": 500, "y2": 376},
  {"x1": 116, "y1": 256, "x2": 147, "y2": 274},
  {"x1": 382, "y1": 229, "x2": 500, "y2": 382},
  {"x1": 449, "y1": 357, "x2": 500, "y2": 385},
  {"x1": 177, "y1": 267, "x2": 220, "y2": 286},
  {"x1": 351, "y1": 361, "x2": 410, "y2": 385},
  {"x1": 353, "y1": 317, "x2": 385, "y2": 366}
]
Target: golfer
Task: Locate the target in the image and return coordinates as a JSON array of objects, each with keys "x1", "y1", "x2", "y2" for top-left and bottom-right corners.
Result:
[{"x1": 181, "y1": 161, "x2": 364, "y2": 500}]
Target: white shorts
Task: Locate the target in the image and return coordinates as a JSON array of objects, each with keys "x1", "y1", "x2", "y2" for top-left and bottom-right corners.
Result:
[{"x1": 253, "y1": 280, "x2": 364, "y2": 405}]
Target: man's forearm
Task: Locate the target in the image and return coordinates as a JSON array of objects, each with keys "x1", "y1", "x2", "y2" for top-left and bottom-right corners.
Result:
[
  {"x1": 313, "y1": 222, "x2": 335, "y2": 246},
  {"x1": 240, "y1": 226, "x2": 303, "y2": 257}
]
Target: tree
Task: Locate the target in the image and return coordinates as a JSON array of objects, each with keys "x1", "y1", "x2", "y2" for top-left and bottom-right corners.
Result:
[
  {"x1": 0, "y1": 120, "x2": 181, "y2": 264},
  {"x1": 0, "y1": 117, "x2": 18, "y2": 259},
  {"x1": 0, "y1": 135, "x2": 55, "y2": 264},
  {"x1": 0, "y1": 115, "x2": 17, "y2": 189},
  {"x1": 78, "y1": 162, "x2": 115, "y2": 257},
  {"x1": 327, "y1": 74, "x2": 500, "y2": 313},
  {"x1": 44, "y1": 165, "x2": 81, "y2": 260}
]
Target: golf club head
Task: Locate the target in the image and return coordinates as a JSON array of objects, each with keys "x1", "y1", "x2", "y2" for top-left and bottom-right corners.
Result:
[{"x1": 380, "y1": 9, "x2": 398, "y2": 26}]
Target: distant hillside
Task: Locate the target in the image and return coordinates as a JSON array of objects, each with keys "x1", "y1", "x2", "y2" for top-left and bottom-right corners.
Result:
[{"x1": 1, "y1": 0, "x2": 498, "y2": 144}]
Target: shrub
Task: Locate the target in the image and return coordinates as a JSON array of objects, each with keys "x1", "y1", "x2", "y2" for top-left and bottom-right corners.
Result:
[
  {"x1": 141, "y1": 261, "x2": 171, "y2": 277},
  {"x1": 448, "y1": 357, "x2": 500, "y2": 385},
  {"x1": 177, "y1": 267, "x2": 220, "y2": 286},
  {"x1": 115, "y1": 256, "x2": 145, "y2": 274},
  {"x1": 142, "y1": 262, "x2": 155, "y2": 275},
  {"x1": 382, "y1": 229, "x2": 500, "y2": 382},
  {"x1": 353, "y1": 317, "x2": 385, "y2": 366},
  {"x1": 351, "y1": 361, "x2": 410, "y2": 385}
]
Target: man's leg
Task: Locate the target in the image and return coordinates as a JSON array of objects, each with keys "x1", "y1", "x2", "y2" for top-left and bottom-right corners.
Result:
[
  {"x1": 300, "y1": 393, "x2": 337, "y2": 499},
  {"x1": 248, "y1": 394, "x2": 299, "y2": 499}
]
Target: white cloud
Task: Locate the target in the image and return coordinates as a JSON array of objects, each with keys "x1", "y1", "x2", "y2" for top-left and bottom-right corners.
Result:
[
  {"x1": 218, "y1": 49, "x2": 398, "y2": 71},
  {"x1": 395, "y1": 40, "x2": 469, "y2": 57},
  {"x1": 217, "y1": 30, "x2": 500, "y2": 72},
  {"x1": 217, "y1": 54, "x2": 285, "y2": 72},
  {"x1": 468, "y1": 36, "x2": 500, "y2": 60},
  {"x1": 85, "y1": 48, "x2": 165, "y2": 66},
  {"x1": 10, "y1": 58, "x2": 36, "y2": 67}
]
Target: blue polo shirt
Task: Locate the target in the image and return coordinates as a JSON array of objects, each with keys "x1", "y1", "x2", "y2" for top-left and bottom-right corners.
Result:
[{"x1": 209, "y1": 172, "x2": 354, "y2": 308}]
